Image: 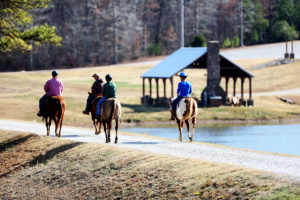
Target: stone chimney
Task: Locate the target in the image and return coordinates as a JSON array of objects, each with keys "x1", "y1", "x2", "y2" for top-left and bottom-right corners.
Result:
[{"x1": 206, "y1": 41, "x2": 220, "y2": 96}]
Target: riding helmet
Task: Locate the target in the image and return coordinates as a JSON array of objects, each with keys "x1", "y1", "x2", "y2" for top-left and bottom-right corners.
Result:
[
  {"x1": 52, "y1": 70, "x2": 59, "y2": 76},
  {"x1": 105, "y1": 74, "x2": 112, "y2": 81},
  {"x1": 179, "y1": 72, "x2": 187, "y2": 77}
]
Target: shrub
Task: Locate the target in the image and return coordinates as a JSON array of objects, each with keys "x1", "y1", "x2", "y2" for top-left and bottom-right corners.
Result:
[
  {"x1": 190, "y1": 34, "x2": 207, "y2": 47},
  {"x1": 222, "y1": 37, "x2": 231, "y2": 48}
]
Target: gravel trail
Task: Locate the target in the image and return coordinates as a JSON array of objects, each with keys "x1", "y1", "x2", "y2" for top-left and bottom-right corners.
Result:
[{"x1": 1, "y1": 119, "x2": 299, "y2": 179}]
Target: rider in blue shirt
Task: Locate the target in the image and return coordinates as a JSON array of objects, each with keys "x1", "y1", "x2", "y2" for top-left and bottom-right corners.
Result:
[{"x1": 171, "y1": 72, "x2": 192, "y2": 119}]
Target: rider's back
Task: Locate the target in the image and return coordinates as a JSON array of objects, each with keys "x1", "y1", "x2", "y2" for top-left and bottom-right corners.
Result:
[
  {"x1": 103, "y1": 82, "x2": 116, "y2": 98},
  {"x1": 44, "y1": 78, "x2": 64, "y2": 97}
]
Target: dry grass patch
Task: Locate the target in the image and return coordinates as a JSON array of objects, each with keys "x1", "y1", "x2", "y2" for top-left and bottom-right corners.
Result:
[{"x1": 1, "y1": 130, "x2": 300, "y2": 199}]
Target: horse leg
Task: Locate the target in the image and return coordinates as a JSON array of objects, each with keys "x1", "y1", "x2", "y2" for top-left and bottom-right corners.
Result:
[
  {"x1": 93, "y1": 119, "x2": 98, "y2": 135},
  {"x1": 58, "y1": 119, "x2": 63, "y2": 138},
  {"x1": 185, "y1": 119, "x2": 192, "y2": 142},
  {"x1": 107, "y1": 121, "x2": 112, "y2": 143},
  {"x1": 103, "y1": 122, "x2": 108, "y2": 143},
  {"x1": 45, "y1": 117, "x2": 50, "y2": 136},
  {"x1": 191, "y1": 117, "x2": 196, "y2": 142},
  {"x1": 176, "y1": 119, "x2": 183, "y2": 141},
  {"x1": 99, "y1": 118, "x2": 102, "y2": 134},
  {"x1": 55, "y1": 116, "x2": 60, "y2": 137},
  {"x1": 115, "y1": 119, "x2": 119, "y2": 144}
]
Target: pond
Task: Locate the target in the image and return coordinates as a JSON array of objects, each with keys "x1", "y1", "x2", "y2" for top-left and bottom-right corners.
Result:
[{"x1": 121, "y1": 123, "x2": 300, "y2": 156}]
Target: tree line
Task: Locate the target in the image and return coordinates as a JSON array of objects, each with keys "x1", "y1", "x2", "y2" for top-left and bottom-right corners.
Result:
[{"x1": 191, "y1": 0, "x2": 300, "y2": 48}]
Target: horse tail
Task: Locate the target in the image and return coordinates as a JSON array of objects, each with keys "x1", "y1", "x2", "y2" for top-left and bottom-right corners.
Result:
[
  {"x1": 108, "y1": 99, "x2": 115, "y2": 122},
  {"x1": 56, "y1": 96, "x2": 64, "y2": 123},
  {"x1": 183, "y1": 98, "x2": 193, "y2": 120}
]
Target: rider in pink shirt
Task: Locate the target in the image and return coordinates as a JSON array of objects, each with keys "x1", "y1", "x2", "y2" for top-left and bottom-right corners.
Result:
[
  {"x1": 37, "y1": 70, "x2": 64, "y2": 117},
  {"x1": 44, "y1": 76, "x2": 64, "y2": 96}
]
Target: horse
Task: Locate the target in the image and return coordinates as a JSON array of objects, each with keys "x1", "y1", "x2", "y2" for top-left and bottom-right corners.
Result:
[
  {"x1": 99, "y1": 98, "x2": 121, "y2": 143},
  {"x1": 169, "y1": 97, "x2": 198, "y2": 142},
  {"x1": 91, "y1": 95, "x2": 103, "y2": 135},
  {"x1": 42, "y1": 96, "x2": 65, "y2": 137}
]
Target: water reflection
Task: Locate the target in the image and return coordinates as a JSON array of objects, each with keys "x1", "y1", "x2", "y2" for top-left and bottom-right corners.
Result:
[{"x1": 121, "y1": 123, "x2": 300, "y2": 155}]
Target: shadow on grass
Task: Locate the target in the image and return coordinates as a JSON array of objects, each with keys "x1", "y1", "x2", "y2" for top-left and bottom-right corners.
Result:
[
  {"x1": 121, "y1": 103, "x2": 167, "y2": 113},
  {"x1": 28, "y1": 142, "x2": 83, "y2": 166},
  {"x1": 0, "y1": 134, "x2": 36, "y2": 153},
  {"x1": 0, "y1": 142, "x2": 83, "y2": 178}
]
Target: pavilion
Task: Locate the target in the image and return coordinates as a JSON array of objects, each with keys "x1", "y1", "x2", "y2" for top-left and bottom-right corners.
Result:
[{"x1": 140, "y1": 47, "x2": 254, "y2": 107}]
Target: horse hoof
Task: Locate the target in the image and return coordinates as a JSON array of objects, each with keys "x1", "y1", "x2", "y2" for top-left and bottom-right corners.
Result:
[
  {"x1": 115, "y1": 140, "x2": 118, "y2": 144},
  {"x1": 189, "y1": 138, "x2": 193, "y2": 142}
]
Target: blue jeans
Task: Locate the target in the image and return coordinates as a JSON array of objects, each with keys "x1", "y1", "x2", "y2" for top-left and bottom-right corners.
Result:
[
  {"x1": 171, "y1": 97, "x2": 182, "y2": 110},
  {"x1": 39, "y1": 94, "x2": 48, "y2": 111},
  {"x1": 96, "y1": 96, "x2": 107, "y2": 115},
  {"x1": 85, "y1": 94, "x2": 96, "y2": 112}
]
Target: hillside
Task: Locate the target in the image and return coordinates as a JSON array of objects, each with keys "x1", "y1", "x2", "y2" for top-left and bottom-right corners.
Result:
[{"x1": 1, "y1": 130, "x2": 300, "y2": 199}]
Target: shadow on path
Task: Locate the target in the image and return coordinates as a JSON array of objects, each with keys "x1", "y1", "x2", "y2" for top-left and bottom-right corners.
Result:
[{"x1": 121, "y1": 141, "x2": 159, "y2": 145}]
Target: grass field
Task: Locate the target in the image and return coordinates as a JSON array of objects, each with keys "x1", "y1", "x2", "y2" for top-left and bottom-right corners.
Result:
[
  {"x1": 1, "y1": 130, "x2": 300, "y2": 199},
  {"x1": 0, "y1": 58, "x2": 300, "y2": 128}
]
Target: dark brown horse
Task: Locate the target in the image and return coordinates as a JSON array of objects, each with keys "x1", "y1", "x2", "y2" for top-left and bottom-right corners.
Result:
[
  {"x1": 100, "y1": 98, "x2": 121, "y2": 143},
  {"x1": 91, "y1": 95, "x2": 103, "y2": 135},
  {"x1": 42, "y1": 96, "x2": 65, "y2": 137}
]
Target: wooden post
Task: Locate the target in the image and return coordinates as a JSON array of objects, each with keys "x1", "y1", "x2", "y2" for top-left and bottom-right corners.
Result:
[
  {"x1": 155, "y1": 78, "x2": 159, "y2": 100},
  {"x1": 249, "y1": 78, "x2": 252, "y2": 99},
  {"x1": 241, "y1": 78, "x2": 245, "y2": 99},
  {"x1": 163, "y1": 78, "x2": 166, "y2": 98},
  {"x1": 149, "y1": 78, "x2": 152, "y2": 100},
  {"x1": 142, "y1": 78, "x2": 145, "y2": 98},
  {"x1": 170, "y1": 77, "x2": 174, "y2": 97},
  {"x1": 233, "y1": 77, "x2": 237, "y2": 97},
  {"x1": 225, "y1": 77, "x2": 229, "y2": 97}
]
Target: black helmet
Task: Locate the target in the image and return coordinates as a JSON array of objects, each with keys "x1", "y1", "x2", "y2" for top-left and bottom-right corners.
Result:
[
  {"x1": 105, "y1": 74, "x2": 112, "y2": 81},
  {"x1": 52, "y1": 70, "x2": 59, "y2": 76}
]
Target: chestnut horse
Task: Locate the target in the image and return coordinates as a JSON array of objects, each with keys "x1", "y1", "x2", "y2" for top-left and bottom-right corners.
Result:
[
  {"x1": 99, "y1": 98, "x2": 121, "y2": 143},
  {"x1": 169, "y1": 97, "x2": 198, "y2": 142},
  {"x1": 91, "y1": 96, "x2": 102, "y2": 135},
  {"x1": 42, "y1": 96, "x2": 65, "y2": 137}
]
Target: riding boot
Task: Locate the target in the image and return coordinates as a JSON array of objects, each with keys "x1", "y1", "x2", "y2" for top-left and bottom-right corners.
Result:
[
  {"x1": 82, "y1": 110, "x2": 89, "y2": 115},
  {"x1": 37, "y1": 111, "x2": 42, "y2": 117}
]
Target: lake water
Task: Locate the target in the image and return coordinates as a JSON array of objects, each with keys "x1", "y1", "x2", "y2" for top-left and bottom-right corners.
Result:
[{"x1": 121, "y1": 123, "x2": 300, "y2": 156}]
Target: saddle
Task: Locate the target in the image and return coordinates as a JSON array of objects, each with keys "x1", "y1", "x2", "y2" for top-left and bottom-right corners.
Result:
[{"x1": 92, "y1": 94, "x2": 103, "y2": 104}]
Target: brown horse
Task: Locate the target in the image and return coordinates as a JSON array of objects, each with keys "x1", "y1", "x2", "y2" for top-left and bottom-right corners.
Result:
[
  {"x1": 91, "y1": 96, "x2": 103, "y2": 135},
  {"x1": 42, "y1": 96, "x2": 65, "y2": 137},
  {"x1": 169, "y1": 97, "x2": 198, "y2": 142},
  {"x1": 100, "y1": 98, "x2": 121, "y2": 143}
]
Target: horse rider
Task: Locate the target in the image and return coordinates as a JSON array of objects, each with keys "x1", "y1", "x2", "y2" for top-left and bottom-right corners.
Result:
[
  {"x1": 82, "y1": 73, "x2": 103, "y2": 115},
  {"x1": 37, "y1": 70, "x2": 64, "y2": 117},
  {"x1": 96, "y1": 74, "x2": 116, "y2": 117},
  {"x1": 170, "y1": 72, "x2": 192, "y2": 120}
]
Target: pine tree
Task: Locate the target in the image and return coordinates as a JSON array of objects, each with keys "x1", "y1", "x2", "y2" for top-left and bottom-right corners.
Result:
[{"x1": 0, "y1": 0, "x2": 62, "y2": 53}]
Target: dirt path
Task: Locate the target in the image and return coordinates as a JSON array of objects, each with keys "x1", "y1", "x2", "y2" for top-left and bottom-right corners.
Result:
[{"x1": 0, "y1": 119, "x2": 299, "y2": 180}]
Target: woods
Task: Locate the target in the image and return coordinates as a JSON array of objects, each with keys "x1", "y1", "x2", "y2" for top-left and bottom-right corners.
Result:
[{"x1": 1, "y1": 0, "x2": 300, "y2": 71}]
